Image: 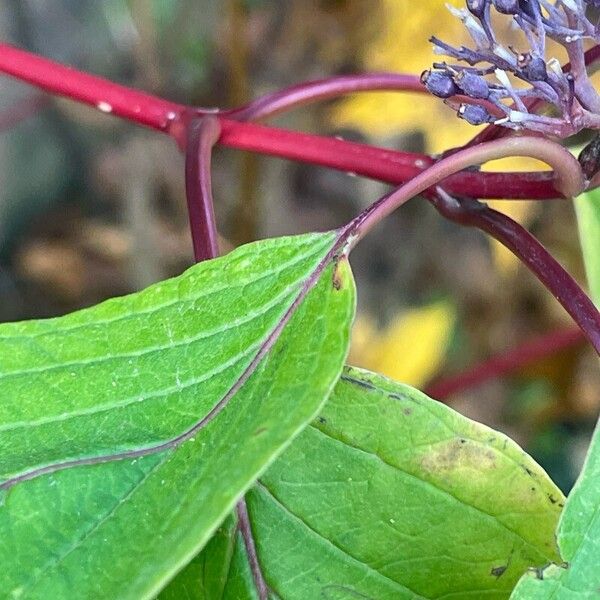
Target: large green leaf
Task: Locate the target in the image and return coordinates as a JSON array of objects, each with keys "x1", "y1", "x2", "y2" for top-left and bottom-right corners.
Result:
[
  {"x1": 0, "y1": 232, "x2": 356, "y2": 599},
  {"x1": 510, "y1": 420, "x2": 600, "y2": 599},
  {"x1": 508, "y1": 191, "x2": 600, "y2": 598},
  {"x1": 575, "y1": 188, "x2": 600, "y2": 304},
  {"x1": 164, "y1": 366, "x2": 563, "y2": 599}
]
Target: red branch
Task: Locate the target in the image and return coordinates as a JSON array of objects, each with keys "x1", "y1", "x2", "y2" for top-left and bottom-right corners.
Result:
[
  {"x1": 0, "y1": 43, "x2": 185, "y2": 131},
  {"x1": 426, "y1": 327, "x2": 584, "y2": 400},
  {"x1": 0, "y1": 42, "x2": 563, "y2": 200},
  {"x1": 218, "y1": 119, "x2": 558, "y2": 198}
]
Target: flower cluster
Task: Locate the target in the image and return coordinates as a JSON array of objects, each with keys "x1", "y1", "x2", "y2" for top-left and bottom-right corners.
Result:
[{"x1": 423, "y1": 0, "x2": 600, "y2": 136}]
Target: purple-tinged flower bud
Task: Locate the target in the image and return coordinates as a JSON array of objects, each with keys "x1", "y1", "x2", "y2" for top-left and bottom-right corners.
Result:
[
  {"x1": 421, "y1": 70, "x2": 459, "y2": 98},
  {"x1": 517, "y1": 53, "x2": 547, "y2": 82},
  {"x1": 493, "y1": 0, "x2": 519, "y2": 13},
  {"x1": 578, "y1": 134, "x2": 600, "y2": 180},
  {"x1": 455, "y1": 70, "x2": 490, "y2": 99},
  {"x1": 457, "y1": 104, "x2": 493, "y2": 125},
  {"x1": 466, "y1": 0, "x2": 489, "y2": 18},
  {"x1": 517, "y1": 0, "x2": 538, "y2": 19}
]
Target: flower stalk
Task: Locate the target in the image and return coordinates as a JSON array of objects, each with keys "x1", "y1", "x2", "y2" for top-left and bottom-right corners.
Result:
[{"x1": 348, "y1": 136, "x2": 586, "y2": 244}]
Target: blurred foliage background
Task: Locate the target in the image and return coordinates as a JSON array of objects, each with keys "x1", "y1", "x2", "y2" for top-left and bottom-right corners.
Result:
[{"x1": 0, "y1": 0, "x2": 598, "y2": 492}]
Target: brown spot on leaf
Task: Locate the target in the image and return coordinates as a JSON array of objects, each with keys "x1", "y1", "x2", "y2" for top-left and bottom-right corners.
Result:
[
  {"x1": 332, "y1": 257, "x2": 348, "y2": 291},
  {"x1": 491, "y1": 565, "x2": 507, "y2": 578},
  {"x1": 332, "y1": 273, "x2": 342, "y2": 290},
  {"x1": 341, "y1": 374, "x2": 376, "y2": 391}
]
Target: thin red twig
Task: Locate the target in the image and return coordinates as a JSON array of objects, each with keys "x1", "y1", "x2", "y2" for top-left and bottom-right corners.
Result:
[
  {"x1": 430, "y1": 189, "x2": 600, "y2": 355},
  {"x1": 185, "y1": 117, "x2": 221, "y2": 261},
  {"x1": 224, "y1": 72, "x2": 500, "y2": 122},
  {"x1": 426, "y1": 327, "x2": 584, "y2": 400}
]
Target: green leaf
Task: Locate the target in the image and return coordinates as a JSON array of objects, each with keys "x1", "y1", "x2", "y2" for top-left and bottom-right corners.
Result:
[
  {"x1": 575, "y1": 188, "x2": 600, "y2": 304},
  {"x1": 0, "y1": 232, "x2": 356, "y2": 599},
  {"x1": 510, "y1": 420, "x2": 600, "y2": 599},
  {"x1": 158, "y1": 515, "x2": 239, "y2": 600},
  {"x1": 508, "y1": 190, "x2": 600, "y2": 598},
  {"x1": 165, "y1": 366, "x2": 563, "y2": 599}
]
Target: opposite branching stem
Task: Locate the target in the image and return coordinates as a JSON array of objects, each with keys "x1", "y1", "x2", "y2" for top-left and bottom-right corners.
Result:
[
  {"x1": 185, "y1": 117, "x2": 221, "y2": 262},
  {"x1": 1, "y1": 39, "x2": 598, "y2": 385},
  {"x1": 0, "y1": 42, "x2": 570, "y2": 200},
  {"x1": 349, "y1": 136, "x2": 586, "y2": 243}
]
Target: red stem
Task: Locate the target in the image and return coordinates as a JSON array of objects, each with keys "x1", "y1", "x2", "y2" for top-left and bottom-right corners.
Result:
[
  {"x1": 218, "y1": 118, "x2": 559, "y2": 199},
  {"x1": 185, "y1": 117, "x2": 221, "y2": 261},
  {"x1": 223, "y1": 73, "x2": 500, "y2": 122},
  {"x1": 426, "y1": 327, "x2": 584, "y2": 400},
  {"x1": 0, "y1": 42, "x2": 563, "y2": 200},
  {"x1": 0, "y1": 43, "x2": 187, "y2": 132},
  {"x1": 225, "y1": 73, "x2": 424, "y2": 121},
  {"x1": 430, "y1": 189, "x2": 600, "y2": 356}
]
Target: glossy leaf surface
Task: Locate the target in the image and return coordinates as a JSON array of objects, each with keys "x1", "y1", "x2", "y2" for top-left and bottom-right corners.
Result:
[{"x1": 0, "y1": 232, "x2": 356, "y2": 599}]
